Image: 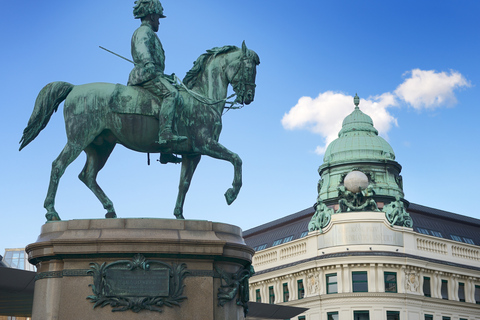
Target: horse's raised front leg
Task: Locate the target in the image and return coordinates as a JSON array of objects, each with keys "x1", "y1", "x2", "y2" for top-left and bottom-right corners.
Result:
[
  {"x1": 199, "y1": 140, "x2": 242, "y2": 205},
  {"x1": 174, "y1": 154, "x2": 201, "y2": 219},
  {"x1": 44, "y1": 142, "x2": 83, "y2": 221}
]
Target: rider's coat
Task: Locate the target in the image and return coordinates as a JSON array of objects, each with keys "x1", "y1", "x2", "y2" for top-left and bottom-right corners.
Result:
[{"x1": 128, "y1": 21, "x2": 166, "y2": 86}]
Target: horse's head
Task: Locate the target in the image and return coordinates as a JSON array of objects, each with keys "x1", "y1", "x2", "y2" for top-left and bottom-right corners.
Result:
[
  {"x1": 229, "y1": 41, "x2": 260, "y2": 105},
  {"x1": 183, "y1": 42, "x2": 260, "y2": 106}
]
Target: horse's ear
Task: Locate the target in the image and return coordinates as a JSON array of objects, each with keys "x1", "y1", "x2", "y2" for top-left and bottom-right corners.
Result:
[{"x1": 242, "y1": 41, "x2": 247, "y2": 55}]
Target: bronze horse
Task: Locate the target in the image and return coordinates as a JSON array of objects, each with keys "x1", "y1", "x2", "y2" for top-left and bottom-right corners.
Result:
[{"x1": 20, "y1": 42, "x2": 260, "y2": 221}]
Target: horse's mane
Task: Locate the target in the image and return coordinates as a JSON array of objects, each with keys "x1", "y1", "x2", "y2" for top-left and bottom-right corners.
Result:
[
  {"x1": 183, "y1": 46, "x2": 237, "y2": 89},
  {"x1": 183, "y1": 45, "x2": 260, "y2": 89}
]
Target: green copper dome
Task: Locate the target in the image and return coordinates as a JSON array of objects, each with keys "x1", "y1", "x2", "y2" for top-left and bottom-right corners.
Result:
[{"x1": 323, "y1": 95, "x2": 395, "y2": 164}]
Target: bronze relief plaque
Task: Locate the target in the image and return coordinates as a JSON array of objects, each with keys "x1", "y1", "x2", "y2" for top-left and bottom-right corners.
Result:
[{"x1": 87, "y1": 254, "x2": 188, "y2": 313}]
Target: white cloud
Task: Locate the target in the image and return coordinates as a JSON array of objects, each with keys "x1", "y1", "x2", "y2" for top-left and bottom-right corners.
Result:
[
  {"x1": 281, "y1": 91, "x2": 398, "y2": 155},
  {"x1": 395, "y1": 69, "x2": 470, "y2": 110},
  {"x1": 282, "y1": 69, "x2": 470, "y2": 155}
]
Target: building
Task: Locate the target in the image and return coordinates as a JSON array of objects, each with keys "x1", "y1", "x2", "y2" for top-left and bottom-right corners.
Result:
[
  {"x1": 243, "y1": 95, "x2": 480, "y2": 320},
  {"x1": 0, "y1": 249, "x2": 35, "y2": 320},
  {"x1": 2, "y1": 249, "x2": 35, "y2": 272}
]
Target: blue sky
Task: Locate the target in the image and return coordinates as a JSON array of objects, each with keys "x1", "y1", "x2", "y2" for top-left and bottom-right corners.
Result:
[{"x1": 1, "y1": 0, "x2": 479, "y2": 255}]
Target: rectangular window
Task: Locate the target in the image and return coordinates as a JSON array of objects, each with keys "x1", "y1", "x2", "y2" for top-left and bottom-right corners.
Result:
[
  {"x1": 272, "y1": 239, "x2": 282, "y2": 246},
  {"x1": 387, "y1": 311, "x2": 400, "y2": 320},
  {"x1": 441, "y1": 280, "x2": 448, "y2": 300},
  {"x1": 297, "y1": 280, "x2": 305, "y2": 299},
  {"x1": 384, "y1": 272, "x2": 397, "y2": 293},
  {"x1": 423, "y1": 277, "x2": 431, "y2": 297},
  {"x1": 326, "y1": 273, "x2": 338, "y2": 294},
  {"x1": 442, "y1": 317, "x2": 451, "y2": 320},
  {"x1": 424, "y1": 315, "x2": 433, "y2": 320},
  {"x1": 431, "y1": 230, "x2": 443, "y2": 237},
  {"x1": 417, "y1": 228, "x2": 429, "y2": 235},
  {"x1": 458, "y1": 282, "x2": 465, "y2": 302},
  {"x1": 300, "y1": 231, "x2": 309, "y2": 238},
  {"x1": 353, "y1": 310, "x2": 369, "y2": 320},
  {"x1": 327, "y1": 312, "x2": 339, "y2": 320},
  {"x1": 475, "y1": 285, "x2": 480, "y2": 304},
  {"x1": 269, "y1": 286, "x2": 275, "y2": 304},
  {"x1": 298, "y1": 317, "x2": 306, "y2": 320},
  {"x1": 255, "y1": 289, "x2": 261, "y2": 303},
  {"x1": 283, "y1": 283, "x2": 289, "y2": 302},
  {"x1": 352, "y1": 271, "x2": 368, "y2": 292},
  {"x1": 459, "y1": 318, "x2": 468, "y2": 320},
  {"x1": 283, "y1": 235, "x2": 294, "y2": 243},
  {"x1": 463, "y1": 237, "x2": 475, "y2": 245},
  {"x1": 256, "y1": 244, "x2": 267, "y2": 251},
  {"x1": 450, "y1": 234, "x2": 463, "y2": 242}
]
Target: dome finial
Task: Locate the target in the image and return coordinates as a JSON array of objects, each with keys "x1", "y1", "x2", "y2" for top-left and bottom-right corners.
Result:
[{"x1": 354, "y1": 93, "x2": 360, "y2": 109}]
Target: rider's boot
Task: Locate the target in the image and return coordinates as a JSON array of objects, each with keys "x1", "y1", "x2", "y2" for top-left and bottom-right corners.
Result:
[
  {"x1": 160, "y1": 153, "x2": 182, "y2": 164},
  {"x1": 156, "y1": 95, "x2": 187, "y2": 146},
  {"x1": 157, "y1": 127, "x2": 187, "y2": 146}
]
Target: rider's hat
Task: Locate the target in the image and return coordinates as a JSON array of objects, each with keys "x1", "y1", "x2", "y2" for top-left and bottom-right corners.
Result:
[{"x1": 133, "y1": 0, "x2": 166, "y2": 19}]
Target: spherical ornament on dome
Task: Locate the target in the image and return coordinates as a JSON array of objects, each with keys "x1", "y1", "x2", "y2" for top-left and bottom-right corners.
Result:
[{"x1": 344, "y1": 171, "x2": 369, "y2": 193}]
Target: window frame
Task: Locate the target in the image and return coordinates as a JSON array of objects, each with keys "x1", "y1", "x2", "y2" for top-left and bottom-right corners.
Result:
[
  {"x1": 326, "y1": 273, "x2": 338, "y2": 294},
  {"x1": 272, "y1": 239, "x2": 282, "y2": 246},
  {"x1": 441, "y1": 279, "x2": 448, "y2": 300},
  {"x1": 423, "y1": 276, "x2": 431, "y2": 297},
  {"x1": 458, "y1": 282, "x2": 465, "y2": 302},
  {"x1": 353, "y1": 310, "x2": 370, "y2": 320},
  {"x1": 384, "y1": 272, "x2": 397, "y2": 293},
  {"x1": 255, "y1": 289, "x2": 261, "y2": 303},
  {"x1": 327, "y1": 311, "x2": 339, "y2": 320},
  {"x1": 387, "y1": 311, "x2": 400, "y2": 320},
  {"x1": 475, "y1": 285, "x2": 480, "y2": 304},
  {"x1": 450, "y1": 234, "x2": 463, "y2": 242},
  {"x1": 283, "y1": 283, "x2": 289, "y2": 302},
  {"x1": 268, "y1": 286, "x2": 275, "y2": 304},
  {"x1": 297, "y1": 279, "x2": 305, "y2": 299},
  {"x1": 352, "y1": 271, "x2": 368, "y2": 293}
]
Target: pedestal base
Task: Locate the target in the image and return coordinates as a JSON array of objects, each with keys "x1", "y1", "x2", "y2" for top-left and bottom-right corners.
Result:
[{"x1": 26, "y1": 218, "x2": 253, "y2": 320}]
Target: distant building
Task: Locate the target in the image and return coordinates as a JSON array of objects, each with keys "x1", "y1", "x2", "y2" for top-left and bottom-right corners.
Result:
[
  {"x1": 2, "y1": 249, "x2": 35, "y2": 272},
  {"x1": 244, "y1": 96, "x2": 480, "y2": 320},
  {"x1": 0, "y1": 249, "x2": 35, "y2": 320}
]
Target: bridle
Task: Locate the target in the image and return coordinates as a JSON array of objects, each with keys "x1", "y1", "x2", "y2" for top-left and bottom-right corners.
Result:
[
  {"x1": 229, "y1": 53, "x2": 257, "y2": 110},
  {"x1": 174, "y1": 49, "x2": 256, "y2": 114}
]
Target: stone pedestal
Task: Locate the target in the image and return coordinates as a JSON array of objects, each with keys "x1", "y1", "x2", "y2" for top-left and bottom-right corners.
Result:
[{"x1": 26, "y1": 219, "x2": 254, "y2": 320}]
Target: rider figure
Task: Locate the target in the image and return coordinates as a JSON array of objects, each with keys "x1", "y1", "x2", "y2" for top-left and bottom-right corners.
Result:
[{"x1": 128, "y1": 0, "x2": 186, "y2": 164}]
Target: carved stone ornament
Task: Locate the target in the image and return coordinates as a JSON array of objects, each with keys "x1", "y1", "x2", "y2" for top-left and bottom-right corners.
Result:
[
  {"x1": 216, "y1": 264, "x2": 255, "y2": 317},
  {"x1": 404, "y1": 270, "x2": 419, "y2": 293},
  {"x1": 87, "y1": 254, "x2": 188, "y2": 313},
  {"x1": 307, "y1": 272, "x2": 319, "y2": 295}
]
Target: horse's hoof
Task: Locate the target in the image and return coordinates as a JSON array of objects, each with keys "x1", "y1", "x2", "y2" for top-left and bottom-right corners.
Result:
[
  {"x1": 174, "y1": 208, "x2": 185, "y2": 219},
  {"x1": 105, "y1": 212, "x2": 117, "y2": 219},
  {"x1": 224, "y1": 188, "x2": 237, "y2": 205},
  {"x1": 45, "y1": 212, "x2": 61, "y2": 222}
]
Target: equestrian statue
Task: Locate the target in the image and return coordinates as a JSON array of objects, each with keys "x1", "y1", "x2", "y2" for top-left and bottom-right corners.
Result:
[{"x1": 19, "y1": 0, "x2": 260, "y2": 222}]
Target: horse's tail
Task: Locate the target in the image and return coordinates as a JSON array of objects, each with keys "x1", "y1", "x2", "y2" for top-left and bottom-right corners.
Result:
[{"x1": 19, "y1": 81, "x2": 74, "y2": 151}]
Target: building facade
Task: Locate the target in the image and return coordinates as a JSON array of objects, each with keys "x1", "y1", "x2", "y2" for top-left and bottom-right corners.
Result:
[{"x1": 243, "y1": 96, "x2": 480, "y2": 320}]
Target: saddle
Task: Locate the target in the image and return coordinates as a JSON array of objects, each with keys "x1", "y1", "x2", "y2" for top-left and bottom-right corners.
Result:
[{"x1": 110, "y1": 84, "x2": 162, "y2": 118}]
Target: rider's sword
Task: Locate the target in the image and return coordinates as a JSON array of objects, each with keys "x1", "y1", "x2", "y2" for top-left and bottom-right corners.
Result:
[{"x1": 99, "y1": 46, "x2": 134, "y2": 64}]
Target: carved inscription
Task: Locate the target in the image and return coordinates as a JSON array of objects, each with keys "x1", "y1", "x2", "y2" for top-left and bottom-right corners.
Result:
[
  {"x1": 318, "y1": 222, "x2": 403, "y2": 248},
  {"x1": 105, "y1": 268, "x2": 169, "y2": 297}
]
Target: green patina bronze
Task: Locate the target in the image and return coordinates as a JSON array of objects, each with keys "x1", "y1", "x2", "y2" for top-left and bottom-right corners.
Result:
[
  {"x1": 19, "y1": 0, "x2": 260, "y2": 221},
  {"x1": 309, "y1": 94, "x2": 413, "y2": 231},
  {"x1": 87, "y1": 254, "x2": 188, "y2": 313},
  {"x1": 216, "y1": 264, "x2": 254, "y2": 317}
]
